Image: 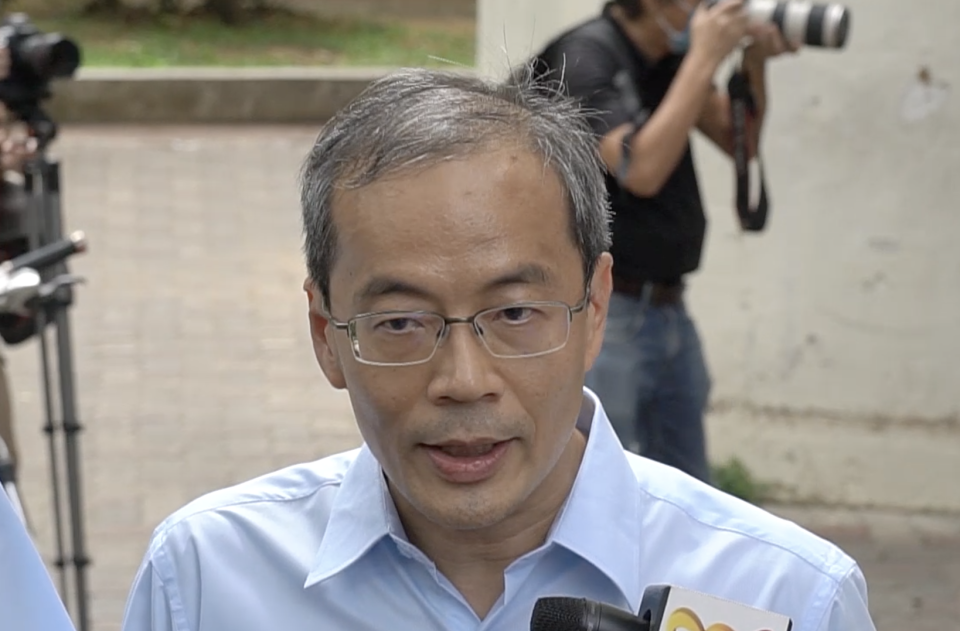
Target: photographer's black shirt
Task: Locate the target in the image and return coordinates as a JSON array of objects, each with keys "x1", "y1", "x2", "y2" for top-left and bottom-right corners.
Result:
[{"x1": 532, "y1": 5, "x2": 707, "y2": 284}]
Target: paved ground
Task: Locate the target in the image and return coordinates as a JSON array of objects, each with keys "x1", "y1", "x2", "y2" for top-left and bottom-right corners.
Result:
[
  {"x1": 770, "y1": 505, "x2": 960, "y2": 631},
  {"x1": 5, "y1": 125, "x2": 958, "y2": 631}
]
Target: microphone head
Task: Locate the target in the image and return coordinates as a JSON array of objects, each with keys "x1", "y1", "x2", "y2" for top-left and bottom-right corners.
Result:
[
  {"x1": 530, "y1": 597, "x2": 588, "y2": 631},
  {"x1": 69, "y1": 230, "x2": 88, "y2": 254}
]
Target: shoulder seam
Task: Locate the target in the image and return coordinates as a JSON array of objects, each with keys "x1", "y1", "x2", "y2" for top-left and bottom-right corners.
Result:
[
  {"x1": 803, "y1": 563, "x2": 857, "y2": 631},
  {"x1": 150, "y1": 478, "x2": 345, "y2": 549},
  {"x1": 152, "y1": 546, "x2": 193, "y2": 631},
  {"x1": 636, "y1": 483, "x2": 854, "y2": 581}
]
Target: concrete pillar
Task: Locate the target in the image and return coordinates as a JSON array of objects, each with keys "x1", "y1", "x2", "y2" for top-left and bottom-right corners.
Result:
[
  {"x1": 477, "y1": 0, "x2": 960, "y2": 512},
  {"x1": 476, "y1": 0, "x2": 605, "y2": 79}
]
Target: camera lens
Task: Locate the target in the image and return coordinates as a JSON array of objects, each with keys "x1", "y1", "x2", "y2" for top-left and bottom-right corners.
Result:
[
  {"x1": 829, "y1": 6, "x2": 851, "y2": 48},
  {"x1": 801, "y1": 3, "x2": 851, "y2": 48},
  {"x1": 19, "y1": 34, "x2": 81, "y2": 80},
  {"x1": 747, "y1": 0, "x2": 852, "y2": 49}
]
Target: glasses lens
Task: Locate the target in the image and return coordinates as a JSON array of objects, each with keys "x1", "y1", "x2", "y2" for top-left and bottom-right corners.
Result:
[
  {"x1": 351, "y1": 312, "x2": 445, "y2": 365},
  {"x1": 476, "y1": 303, "x2": 572, "y2": 358}
]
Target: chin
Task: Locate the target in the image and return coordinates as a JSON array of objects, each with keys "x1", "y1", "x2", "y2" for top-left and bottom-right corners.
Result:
[
  {"x1": 423, "y1": 501, "x2": 516, "y2": 531},
  {"x1": 414, "y1": 481, "x2": 524, "y2": 531}
]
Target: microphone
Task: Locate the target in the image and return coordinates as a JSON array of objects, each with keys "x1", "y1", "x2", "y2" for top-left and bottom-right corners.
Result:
[
  {"x1": 0, "y1": 232, "x2": 88, "y2": 316},
  {"x1": 0, "y1": 230, "x2": 87, "y2": 274},
  {"x1": 531, "y1": 584, "x2": 792, "y2": 631},
  {"x1": 649, "y1": 584, "x2": 793, "y2": 631},
  {"x1": 530, "y1": 597, "x2": 649, "y2": 631}
]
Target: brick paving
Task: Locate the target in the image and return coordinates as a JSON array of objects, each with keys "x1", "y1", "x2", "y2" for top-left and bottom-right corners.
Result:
[{"x1": 4, "y1": 125, "x2": 958, "y2": 631}]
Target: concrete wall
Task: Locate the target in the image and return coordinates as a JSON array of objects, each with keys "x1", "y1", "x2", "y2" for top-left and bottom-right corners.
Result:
[
  {"x1": 46, "y1": 67, "x2": 390, "y2": 124},
  {"x1": 478, "y1": 0, "x2": 960, "y2": 513}
]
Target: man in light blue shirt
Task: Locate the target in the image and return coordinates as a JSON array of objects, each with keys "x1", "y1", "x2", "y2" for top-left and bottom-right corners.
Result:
[
  {"x1": 1, "y1": 489, "x2": 77, "y2": 631},
  {"x1": 121, "y1": 65, "x2": 877, "y2": 631}
]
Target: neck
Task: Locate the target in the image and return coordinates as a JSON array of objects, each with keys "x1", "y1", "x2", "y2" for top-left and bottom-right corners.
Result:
[
  {"x1": 392, "y1": 428, "x2": 587, "y2": 619},
  {"x1": 609, "y1": 5, "x2": 671, "y2": 63}
]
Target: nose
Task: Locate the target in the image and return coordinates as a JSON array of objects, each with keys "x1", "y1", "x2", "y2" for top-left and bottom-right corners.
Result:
[{"x1": 425, "y1": 322, "x2": 504, "y2": 405}]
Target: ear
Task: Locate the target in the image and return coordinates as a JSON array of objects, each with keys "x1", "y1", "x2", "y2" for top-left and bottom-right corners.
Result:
[
  {"x1": 303, "y1": 278, "x2": 347, "y2": 390},
  {"x1": 584, "y1": 252, "x2": 613, "y2": 372}
]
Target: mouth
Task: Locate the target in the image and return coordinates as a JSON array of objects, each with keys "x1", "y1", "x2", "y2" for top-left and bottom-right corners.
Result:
[
  {"x1": 422, "y1": 439, "x2": 514, "y2": 484},
  {"x1": 431, "y1": 441, "x2": 502, "y2": 457}
]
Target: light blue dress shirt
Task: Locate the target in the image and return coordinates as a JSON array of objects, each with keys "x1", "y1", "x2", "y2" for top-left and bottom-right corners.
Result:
[
  {"x1": 0, "y1": 489, "x2": 77, "y2": 631},
  {"x1": 121, "y1": 388, "x2": 876, "y2": 631}
]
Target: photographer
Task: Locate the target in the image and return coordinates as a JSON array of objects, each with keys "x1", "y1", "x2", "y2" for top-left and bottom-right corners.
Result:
[
  {"x1": 530, "y1": 0, "x2": 795, "y2": 482},
  {"x1": 0, "y1": 41, "x2": 38, "y2": 493}
]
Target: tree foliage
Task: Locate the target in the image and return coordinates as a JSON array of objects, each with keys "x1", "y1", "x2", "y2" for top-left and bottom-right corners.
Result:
[{"x1": 80, "y1": 0, "x2": 274, "y2": 24}]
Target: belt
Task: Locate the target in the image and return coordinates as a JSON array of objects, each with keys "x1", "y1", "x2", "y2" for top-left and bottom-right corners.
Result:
[{"x1": 612, "y1": 275, "x2": 684, "y2": 306}]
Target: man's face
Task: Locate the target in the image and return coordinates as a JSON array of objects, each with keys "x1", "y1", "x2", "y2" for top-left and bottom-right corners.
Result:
[
  {"x1": 658, "y1": 0, "x2": 698, "y2": 33},
  {"x1": 305, "y1": 144, "x2": 612, "y2": 531}
]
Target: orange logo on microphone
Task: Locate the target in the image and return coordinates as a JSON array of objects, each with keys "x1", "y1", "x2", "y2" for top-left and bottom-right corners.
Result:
[{"x1": 667, "y1": 606, "x2": 774, "y2": 631}]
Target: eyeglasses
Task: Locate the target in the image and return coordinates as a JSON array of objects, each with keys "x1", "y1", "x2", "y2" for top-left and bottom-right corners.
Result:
[{"x1": 325, "y1": 290, "x2": 590, "y2": 367}]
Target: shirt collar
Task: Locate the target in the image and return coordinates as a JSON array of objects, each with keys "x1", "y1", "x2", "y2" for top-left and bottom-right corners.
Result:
[
  {"x1": 546, "y1": 388, "x2": 644, "y2": 611},
  {"x1": 303, "y1": 445, "x2": 398, "y2": 588},
  {"x1": 304, "y1": 387, "x2": 644, "y2": 611}
]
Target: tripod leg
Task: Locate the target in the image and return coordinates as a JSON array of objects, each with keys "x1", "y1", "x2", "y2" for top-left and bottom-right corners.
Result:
[
  {"x1": 22, "y1": 142, "x2": 93, "y2": 631},
  {"x1": 51, "y1": 295, "x2": 90, "y2": 631},
  {"x1": 42, "y1": 159, "x2": 91, "y2": 631},
  {"x1": 24, "y1": 164, "x2": 72, "y2": 605},
  {"x1": 0, "y1": 351, "x2": 37, "y2": 534},
  {"x1": 39, "y1": 308, "x2": 71, "y2": 600}
]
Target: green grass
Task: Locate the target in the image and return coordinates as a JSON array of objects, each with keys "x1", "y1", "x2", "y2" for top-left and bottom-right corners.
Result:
[
  {"x1": 32, "y1": 13, "x2": 476, "y2": 68},
  {"x1": 711, "y1": 457, "x2": 773, "y2": 505}
]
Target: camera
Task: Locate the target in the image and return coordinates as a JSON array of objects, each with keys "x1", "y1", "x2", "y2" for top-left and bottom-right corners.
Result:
[
  {"x1": 716, "y1": 0, "x2": 852, "y2": 49},
  {"x1": 0, "y1": 12, "x2": 81, "y2": 132},
  {"x1": 0, "y1": 11, "x2": 81, "y2": 343}
]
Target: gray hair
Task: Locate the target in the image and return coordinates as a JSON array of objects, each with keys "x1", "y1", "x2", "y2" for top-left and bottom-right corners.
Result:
[{"x1": 299, "y1": 65, "x2": 612, "y2": 300}]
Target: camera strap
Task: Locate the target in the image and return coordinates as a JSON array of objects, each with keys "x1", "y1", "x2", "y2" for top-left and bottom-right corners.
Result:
[{"x1": 727, "y1": 65, "x2": 770, "y2": 232}]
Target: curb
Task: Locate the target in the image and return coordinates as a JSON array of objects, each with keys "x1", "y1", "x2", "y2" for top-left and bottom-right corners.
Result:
[{"x1": 45, "y1": 67, "x2": 403, "y2": 124}]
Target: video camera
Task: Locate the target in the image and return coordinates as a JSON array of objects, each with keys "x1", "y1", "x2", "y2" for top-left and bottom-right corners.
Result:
[
  {"x1": 708, "y1": 0, "x2": 852, "y2": 49},
  {"x1": 0, "y1": 9, "x2": 81, "y2": 345},
  {"x1": 0, "y1": 11, "x2": 81, "y2": 144}
]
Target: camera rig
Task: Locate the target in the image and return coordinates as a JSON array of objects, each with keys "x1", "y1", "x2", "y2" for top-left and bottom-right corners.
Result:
[
  {"x1": 0, "y1": 11, "x2": 81, "y2": 149},
  {"x1": 0, "y1": 9, "x2": 91, "y2": 631}
]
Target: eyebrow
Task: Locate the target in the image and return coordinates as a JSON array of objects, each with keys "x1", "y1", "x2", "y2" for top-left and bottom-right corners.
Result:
[{"x1": 355, "y1": 263, "x2": 555, "y2": 305}]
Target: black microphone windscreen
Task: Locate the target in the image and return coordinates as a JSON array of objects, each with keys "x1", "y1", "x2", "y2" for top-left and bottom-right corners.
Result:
[{"x1": 530, "y1": 597, "x2": 586, "y2": 631}]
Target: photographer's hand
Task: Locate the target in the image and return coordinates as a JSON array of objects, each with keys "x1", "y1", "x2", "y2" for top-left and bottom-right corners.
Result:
[
  {"x1": 693, "y1": 7, "x2": 794, "y2": 165},
  {"x1": 688, "y1": 0, "x2": 751, "y2": 71},
  {"x1": 0, "y1": 105, "x2": 37, "y2": 173},
  {"x1": 0, "y1": 130, "x2": 37, "y2": 172},
  {"x1": 0, "y1": 46, "x2": 36, "y2": 173},
  {"x1": 727, "y1": 23, "x2": 797, "y2": 162},
  {"x1": 743, "y1": 22, "x2": 798, "y2": 70}
]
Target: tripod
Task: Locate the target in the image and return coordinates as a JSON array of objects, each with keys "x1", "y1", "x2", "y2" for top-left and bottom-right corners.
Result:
[
  {"x1": 10, "y1": 106, "x2": 91, "y2": 631},
  {"x1": 0, "y1": 432, "x2": 26, "y2": 524}
]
